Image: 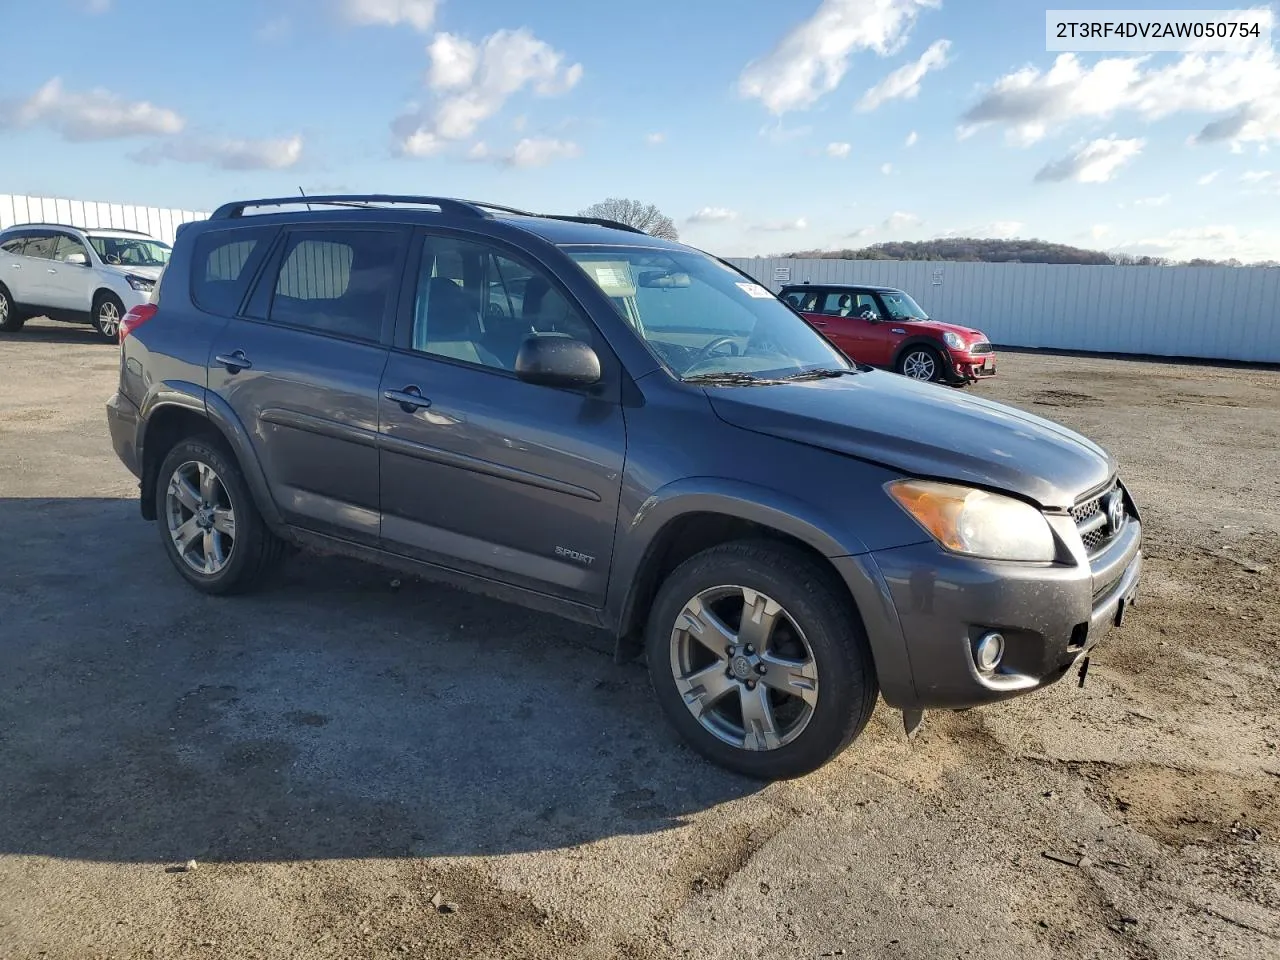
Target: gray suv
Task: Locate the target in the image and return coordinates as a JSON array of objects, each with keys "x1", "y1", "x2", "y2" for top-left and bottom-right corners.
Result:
[{"x1": 106, "y1": 195, "x2": 1144, "y2": 779}]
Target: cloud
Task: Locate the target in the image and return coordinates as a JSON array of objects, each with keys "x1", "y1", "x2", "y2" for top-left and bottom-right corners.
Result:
[
  {"x1": 687, "y1": 207, "x2": 738, "y2": 223},
  {"x1": 1133, "y1": 193, "x2": 1171, "y2": 206},
  {"x1": 848, "y1": 225, "x2": 876, "y2": 238},
  {"x1": 0, "y1": 77, "x2": 184, "y2": 141},
  {"x1": 1034, "y1": 136, "x2": 1144, "y2": 183},
  {"x1": 134, "y1": 135, "x2": 304, "y2": 170},
  {"x1": 1127, "y1": 224, "x2": 1278, "y2": 261},
  {"x1": 884, "y1": 210, "x2": 922, "y2": 230},
  {"x1": 466, "y1": 141, "x2": 490, "y2": 160},
  {"x1": 1197, "y1": 170, "x2": 1221, "y2": 185},
  {"x1": 737, "y1": 0, "x2": 938, "y2": 114},
  {"x1": 395, "y1": 28, "x2": 582, "y2": 154},
  {"x1": 340, "y1": 0, "x2": 436, "y2": 31},
  {"x1": 960, "y1": 41, "x2": 1280, "y2": 149},
  {"x1": 826, "y1": 141, "x2": 852, "y2": 158},
  {"x1": 1091, "y1": 224, "x2": 1112, "y2": 241},
  {"x1": 645, "y1": 132, "x2": 666, "y2": 145},
  {"x1": 1241, "y1": 170, "x2": 1272, "y2": 183},
  {"x1": 507, "y1": 137, "x2": 580, "y2": 167},
  {"x1": 880, "y1": 162, "x2": 893, "y2": 174},
  {"x1": 754, "y1": 217, "x2": 809, "y2": 232},
  {"x1": 905, "y1": 130, "x2": 918, "y2": 147},
  {"x1": 857, "y1": 38, "x2": 951, "y2": 111},
  {"x1": 935, "y1": 221, "x2": 1024, "y2": 239}
]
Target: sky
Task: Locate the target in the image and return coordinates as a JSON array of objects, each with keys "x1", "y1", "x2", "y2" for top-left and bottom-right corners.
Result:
[{"x1": 1, "y1": 0, "x2": 1278, "y2": 261}]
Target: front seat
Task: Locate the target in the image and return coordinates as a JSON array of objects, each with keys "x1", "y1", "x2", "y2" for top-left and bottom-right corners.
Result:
[{"x1": 417, "y1": 277, "x2": 502, "y2": 367}]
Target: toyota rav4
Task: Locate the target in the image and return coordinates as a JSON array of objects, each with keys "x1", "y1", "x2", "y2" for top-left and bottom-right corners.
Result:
[
  {"x1": 781, "y1": 283, "x2": 996, "y2": 385},
  {"x1": 106, "y1": 195, "x2": 1142, "y2": 779}
]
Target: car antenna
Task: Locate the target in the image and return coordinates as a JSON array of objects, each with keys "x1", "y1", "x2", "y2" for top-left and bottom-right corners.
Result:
[{"x1": 298, "y1": 186, "x2": 312, "y2": 212}]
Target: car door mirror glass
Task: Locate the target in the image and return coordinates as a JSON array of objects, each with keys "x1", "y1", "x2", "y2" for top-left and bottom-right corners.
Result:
[{"x1": 514, "y1": 335, "x2": 602, "y2": 388}]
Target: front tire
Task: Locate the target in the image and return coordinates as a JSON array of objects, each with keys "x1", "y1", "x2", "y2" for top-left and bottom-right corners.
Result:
[
  {"x1": 155, "y1": 437, "x2": 284, "y2": 595},
  {"x1": 92, "y1": 292, "x2": 125, "y2": 342},
  {"x1": 646, "y1": 541, "x2": 878, "y2": 780},
  {"x1": 897, "y1": 345, "x2": 946, "y2": 383},
  {"x1": 0, "y1": 285, "x2": 25, "y2": 332}
]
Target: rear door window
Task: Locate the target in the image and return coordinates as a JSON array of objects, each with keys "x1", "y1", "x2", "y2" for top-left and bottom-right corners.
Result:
[
  {"x1": 192, "y1": 227, "x2": 277, "y2": 316},
  {"x1": 0, "y1": 235, "x2": 28, "y2": 255},
  {"x1": 21, "y1": 233, "x2": 57, "y2": 260},
  {"x1": 265, "y1": 230, "x2": 406, "y2": 343}
]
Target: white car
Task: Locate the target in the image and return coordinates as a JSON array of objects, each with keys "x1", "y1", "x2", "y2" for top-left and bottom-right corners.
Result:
[{"x1": 0, "y1": 223, "x2": 170, "y2": 341}]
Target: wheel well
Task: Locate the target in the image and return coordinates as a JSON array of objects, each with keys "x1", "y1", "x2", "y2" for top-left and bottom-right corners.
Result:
[
  {"x1": 93, "y1": 288, "x2": 122, "y2": 309},
  {"x1": 139, "y1": 406, "x2": 227, "y2": 520},
  {"x1": 892, "y1": 338, "x2": 944, "y2": 368},
  {"x1": 618, "y1": 512, "x2": 851, "y2": 654}
]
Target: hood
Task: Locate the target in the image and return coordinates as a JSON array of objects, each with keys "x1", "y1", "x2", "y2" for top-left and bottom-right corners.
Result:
[
  {"x1": 900, "y1": 317, "x2": 985, "y2": 340},
  {"x1": 102, "y1": 264, "x2": 164, "y2": 282},
  {"x1": 706, "y1": 370, "x2": 1114, "y2": 509}
]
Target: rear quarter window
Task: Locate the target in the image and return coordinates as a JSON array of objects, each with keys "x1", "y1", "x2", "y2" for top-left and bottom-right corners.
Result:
[{"x1": 191, "y1": 227, "x2": 277, "y2": 316}]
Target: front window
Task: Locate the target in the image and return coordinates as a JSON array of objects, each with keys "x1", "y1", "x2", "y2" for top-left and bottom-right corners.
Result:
[
  {"x1": 878, "y1": 290, "x2": 928, "y2": 320},
  {"x1": 564, "y1": 246, "x2": 850, "y2": 382},
  {"x1": 89, "y1": 236, "x2": 172, "y2": 267}
]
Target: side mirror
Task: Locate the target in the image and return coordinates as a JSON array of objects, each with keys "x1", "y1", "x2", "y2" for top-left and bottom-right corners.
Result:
[
  {"x1": 514, "y1": 335, "x2": 601, "y2": 388},
  {"x1": 65, "y1": 252, "x2": 88, "y2": 266}
]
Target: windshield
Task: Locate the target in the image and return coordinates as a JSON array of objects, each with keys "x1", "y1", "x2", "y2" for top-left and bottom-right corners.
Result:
[
  {"x1": 879, "y1": 290, "x2": 929, "y2": 320},
  {"x1": 563, "y1": 246, "x2": 850, "y2": 381},
  {"x1": 89, "y1": 236, "x2": 171, "y2": 267}
]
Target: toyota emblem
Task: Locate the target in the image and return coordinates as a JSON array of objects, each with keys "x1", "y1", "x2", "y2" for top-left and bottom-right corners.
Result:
[{"x1": 1106, "y1": 491, "x2": 1125, "y2": 535}]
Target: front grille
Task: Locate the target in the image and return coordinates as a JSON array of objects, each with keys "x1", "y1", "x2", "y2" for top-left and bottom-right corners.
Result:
[
  {"x1": 1072, "y1": 480, "x2": 1124, "y2": 555},
  {"x1": 969, "y1": 342, "x2": 993, "y2": 355}
]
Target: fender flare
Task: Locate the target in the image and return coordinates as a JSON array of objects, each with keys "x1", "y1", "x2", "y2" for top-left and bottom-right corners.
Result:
[
  {"x1": 890, "y1": 336, "x2": 948, "y2": 371},
  {"x1": 138, "y1": 384, "x2": 285, "y2": 530},
  {"x1": 606, "y1": 476, "x2": 870, "y2": 635}
]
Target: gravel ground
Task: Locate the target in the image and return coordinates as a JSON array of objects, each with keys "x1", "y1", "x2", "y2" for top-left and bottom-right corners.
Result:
[{"x1": 1, "y1": 319, "x2": 1277, "y2": 960}]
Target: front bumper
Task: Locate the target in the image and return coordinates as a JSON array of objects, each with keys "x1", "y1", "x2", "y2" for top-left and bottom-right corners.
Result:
[
  {"x1": 949, "y1": 352, "x2": 997, "y2": 382},
  {"x1": 857, "y1": 518, "x2": 1142, "y2": 710}
]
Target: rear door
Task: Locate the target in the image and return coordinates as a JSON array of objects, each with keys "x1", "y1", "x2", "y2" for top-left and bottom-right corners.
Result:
[
  {"x1": 207, "y1": 223, "x2": 409, "y2": 546},
  {"x1": 377, "y1": 229, "x2": 626, "y2": 606},
  {"x1": 45, "y1": 233, "x2": 96, "y2": 311},
  {"x1": 0, "y1": 232, "x2": 34, "y2": 301}
]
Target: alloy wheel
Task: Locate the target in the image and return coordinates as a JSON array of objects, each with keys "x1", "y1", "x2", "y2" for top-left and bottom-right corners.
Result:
[
  {"x1": 669, "y1": 585, "x2": 818, "y2": 752},
  {"x1": 902, "y1": 350, "x2": 937, "y2": 380},
  {"x1": 97, "y1": 300, "x2": 121, "y2": 339},
  {"x1": 165, "y1": 460, "x2": 236, "y2": 575}
]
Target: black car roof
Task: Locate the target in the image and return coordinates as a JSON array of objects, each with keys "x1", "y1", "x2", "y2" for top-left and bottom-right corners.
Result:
[
  {"x1": 782, "y1": 282, "x2": 905, "y2": 294},
  {"x1": 199, "y1": 195, "x2": 686, "y2": 251}
]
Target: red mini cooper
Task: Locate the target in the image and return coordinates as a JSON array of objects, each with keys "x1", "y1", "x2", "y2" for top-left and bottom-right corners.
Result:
[{"x1": 779, "y1": 283, "x2": 996, "y2": 385}]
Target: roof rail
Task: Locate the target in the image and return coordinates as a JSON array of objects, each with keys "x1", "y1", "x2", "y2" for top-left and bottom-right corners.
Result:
[
  {"x1": 209, "y1": 194, "x2": 491, "y2": 220},
  {"x1": 0, "y1": 222, "x2": 152, "y2": 236},
  {"x1": 541, "y1": 215, "x2": 646, "y2": 235}
]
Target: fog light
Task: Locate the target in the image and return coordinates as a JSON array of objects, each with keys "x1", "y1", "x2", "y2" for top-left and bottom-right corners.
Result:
[{"x1": 975, "y1": 631, "x2": 1005, "y2": 673}]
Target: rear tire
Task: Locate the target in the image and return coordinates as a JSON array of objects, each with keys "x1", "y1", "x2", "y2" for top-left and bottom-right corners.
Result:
[
  {"x1": 0, "y1": 285, "x2": 25, "y2": 332},
  {"x1": 92, "y1": 291, "x2": 125, "y2": 342},
  {"x1": 155, "y1": 437, "x2": 285, "y2": 595},
  {"x1": 896, "y1": 345, "x2": 946, "y2": 383},
  {"x1": 645, "y1": 540, "x2": 878, "y2": 780}
]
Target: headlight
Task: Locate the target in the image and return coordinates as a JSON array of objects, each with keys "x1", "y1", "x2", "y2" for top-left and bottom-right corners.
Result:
[
  {"x1": 126, "y1": 275, "x2": 155, "y2": 292},
  {"x1": 942, "y1": 331, "x2": 964, "y2": 350},
  {"x1": 886, "y1": 479, "x2": 1056, "y2": 562}
]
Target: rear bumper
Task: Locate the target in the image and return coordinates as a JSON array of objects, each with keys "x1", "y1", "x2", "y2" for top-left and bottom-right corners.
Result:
[
  {"x1": 848, "y1": 520, "x2": 1142, "y2": 711},
  {"x1": 106, "y1": 390, "x2": 142, "y2": 478}
]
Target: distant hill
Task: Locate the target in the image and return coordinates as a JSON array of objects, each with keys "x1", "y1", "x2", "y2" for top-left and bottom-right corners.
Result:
[{"x1": 776, "y1": 237, "x2": 1277, "y2": 268}]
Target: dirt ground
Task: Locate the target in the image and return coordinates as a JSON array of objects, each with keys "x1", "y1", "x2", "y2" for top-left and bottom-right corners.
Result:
[{"x1": 1, "y1": 320, "x2": 1277, "y2": 960}]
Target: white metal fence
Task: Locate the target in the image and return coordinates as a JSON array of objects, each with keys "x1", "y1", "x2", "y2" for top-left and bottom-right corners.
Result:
[
  {"x1": 728, "y1": 257, "x2": 1280, "y2": 364},
  {"x1": 0, "y1": 194, "x2": 207, "y2": 245}
]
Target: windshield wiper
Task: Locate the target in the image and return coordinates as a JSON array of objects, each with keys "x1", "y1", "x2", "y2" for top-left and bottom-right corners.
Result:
[
  {"x1": 775, "y1": 368, "x2": 851, "y2": 382},
  {"x1": 683, "y1": 371, "x2": 777, "y2": 385}
]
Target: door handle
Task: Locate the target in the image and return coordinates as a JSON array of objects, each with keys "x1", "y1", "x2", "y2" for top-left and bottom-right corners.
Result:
[
  {"x1": 384, "y1": 386, "x2": 430, "y2": 413},
  {"x1": 47, "y1": 268, "x2": 57, "y2": 274},
  {"x1": 810, "y1": 319, "x2": 828, "y2": 327},
  {"x1": 214, "y1": 350, "x2": 252, "y2": 373},
  {"x1": 9, "y1": 263, "x2": 19, "y2": 269}
]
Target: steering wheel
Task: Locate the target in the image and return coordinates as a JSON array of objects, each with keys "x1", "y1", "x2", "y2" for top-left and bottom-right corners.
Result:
[
  {"x1": 486, "y1": 302, "x2": 507, "y2": 318},
  {"x1": 692, "y1": 335, "x2": 740, "y2": 364}
]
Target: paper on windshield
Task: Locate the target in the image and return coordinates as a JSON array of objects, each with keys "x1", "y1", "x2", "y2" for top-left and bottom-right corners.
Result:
[
  {"x1": 581, "y1": 261, "x2": 637, "y2": 298},
  {"x1": 735, "y1": 282, "x2": 773, "y2": 299}
]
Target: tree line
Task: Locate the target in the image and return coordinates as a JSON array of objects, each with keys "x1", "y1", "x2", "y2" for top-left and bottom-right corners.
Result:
[{"x1": 777, "y1": 238, "x2": 1279, "y2": 268}]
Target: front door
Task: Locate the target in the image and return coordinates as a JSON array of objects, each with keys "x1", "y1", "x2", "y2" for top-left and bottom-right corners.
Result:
[
  {"x1": 46, "y1": 233, "x2": 96, "y2": 311},
  {"x1": 207, "y1": 224, "x2": 409, "y2": 545},
  {"x1": 378, "y1": 230, "x2": 626, "y2": 606}
]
